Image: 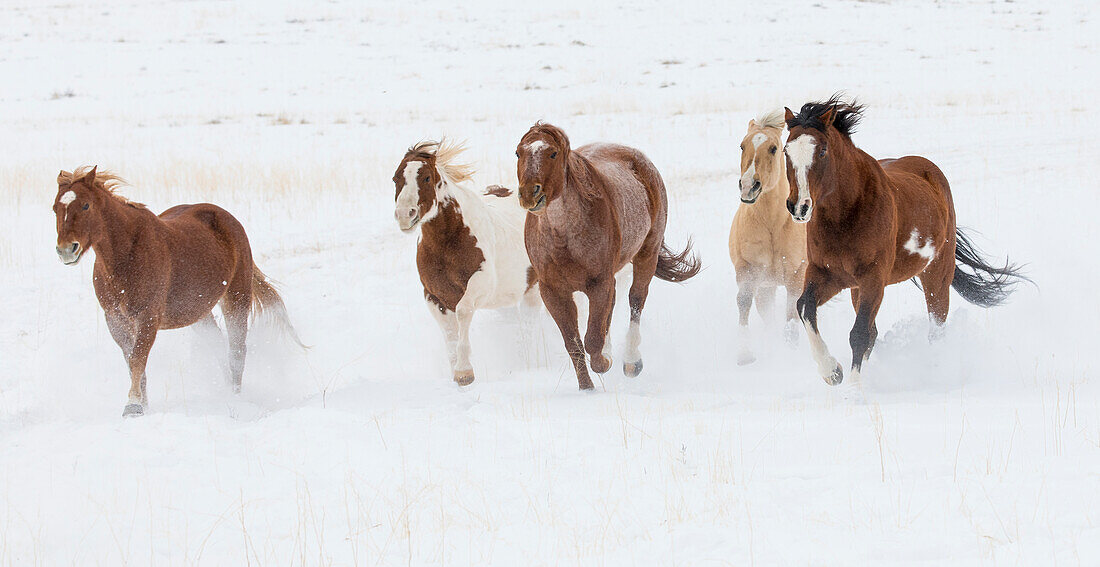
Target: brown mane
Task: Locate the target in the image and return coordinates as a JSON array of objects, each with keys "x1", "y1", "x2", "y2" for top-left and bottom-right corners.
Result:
[
  {"x1": 526, "y1": 122, "x2": 601, "y2": 201},
  {"x1": 64, "y1": 166, "x2": 147, "y2": 210}
]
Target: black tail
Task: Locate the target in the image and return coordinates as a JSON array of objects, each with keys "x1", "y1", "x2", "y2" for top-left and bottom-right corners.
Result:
[
  {"x1": 655, "y1": 239, "x2": 702, "y2": 283},
  {"x1": 951, "y1": 228, "x2": 1031, "y2": 308}
]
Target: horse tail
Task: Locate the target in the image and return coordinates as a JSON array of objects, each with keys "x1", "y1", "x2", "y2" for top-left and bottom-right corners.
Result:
[
  {"x1": 655, "y1": 238, "x2": 702, "y2": 283},
  {"x1": 951, "y1": 227, "x2": 1031, "y2": 308},
  {"x1": 251, "y1": 266, "x2": 308, "y2": 349}
]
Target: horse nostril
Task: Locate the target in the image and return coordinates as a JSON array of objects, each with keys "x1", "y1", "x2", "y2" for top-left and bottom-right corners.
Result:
[
  {"x1": 786, "y1": 201, "x2": 796, "y2": 215},
  {"x1": 533, "y1": 184, "x2": 542, "y2": 196},
  {"x1": 71, "y1": 243, "x2": 79, "y2": 253},
  {"x1": 752, "y1": 181, "x2": 761, "y2": 191},
  {"x1": 408, "y1": 208, "x2": 417, "y2": 218}
]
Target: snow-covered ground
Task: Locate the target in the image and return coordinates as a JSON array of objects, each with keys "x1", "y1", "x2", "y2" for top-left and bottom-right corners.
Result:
[{"x1": 1, "y1": 0, "x2": 1097, "y2": 564}]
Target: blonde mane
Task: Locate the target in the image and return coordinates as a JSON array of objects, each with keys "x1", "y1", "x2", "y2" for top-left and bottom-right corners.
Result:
[
  {"x1": 407, "y1": 138, "x2": 475, "y2": 185},
  {"x1": 65, "y1": 166, "x2": 147, "y2": 209},
  {"x1": 754, "y1": 108, "x2": 787, "y2": 131}
]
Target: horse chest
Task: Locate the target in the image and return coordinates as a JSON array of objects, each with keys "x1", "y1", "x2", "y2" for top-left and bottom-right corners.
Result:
[{"x1": 417, "y1": 233, "x2": 486, "y2": 312}]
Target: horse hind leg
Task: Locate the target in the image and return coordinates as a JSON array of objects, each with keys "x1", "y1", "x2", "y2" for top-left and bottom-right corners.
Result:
[
  {"x1": 623, "y1": 249, "x2": 660, "y2": 377},
  {"x1": 920, "y1": 263, "x2": 953, "y2": 342},
  {"x1": 221, "y1": 281, "x2": 251, "y2": 394}
]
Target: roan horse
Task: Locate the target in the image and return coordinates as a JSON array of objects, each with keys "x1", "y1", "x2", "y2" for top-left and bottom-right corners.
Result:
[
  {"x1": 782, "y1": 96, "x2": 1028, "y2": 388},
  {"x1": 393, "y1": 140, "x2": 539, "y2": 386},
  {"x1": 53, "y1": 166, "x2": 304, "y2": 416},
  {"x1": 516, "y1": 123, "x2": 701, "y2": 390},
  {"x1": 729, "y1": 109, "x2": 807, "y2": 365}
]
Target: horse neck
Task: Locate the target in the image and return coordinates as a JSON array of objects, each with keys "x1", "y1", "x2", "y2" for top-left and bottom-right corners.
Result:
[
  {"x1": 748, "y1": 157, "x2": 794, "y2": 226},
  {"x1": 817, "y1": 138, "x2": 880, "y2": 223},
  {"x1": 92, "y1": 193, "x2": 154, "y2": 270},
  {"x1": 540, "y1": 154, "x2": 600, "y2": 233},
  {"x1": 419, "y1": 183, "x2": 472, "y2": 239}
]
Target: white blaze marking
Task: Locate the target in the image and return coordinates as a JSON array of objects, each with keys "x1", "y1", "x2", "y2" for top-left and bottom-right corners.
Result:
[
  {"x1": 59, "y1": 191, "x2": 76, "y2": 205},
  {"x1": 903, "y1": 229, "x2": 936, "y2": 262},
  {"x1": 526, "y1": 140, "x2": 548, "y2": 152},
  {"x1": 396, "y1": 161, "x2": 425, "y2": 229},
  {"x1": 785, "y1": 135, "x2": 817, "y2": 204},
  {"x1": 752, "y1": 133, "x2": 767, "y2": 149}
]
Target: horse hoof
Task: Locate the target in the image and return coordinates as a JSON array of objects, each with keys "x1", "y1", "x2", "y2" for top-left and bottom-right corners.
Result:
[
  {"x1": 824, "y1": 363, "x2": 844, "y2": 386},
  {"x1": 737, "y1": 352, "x2": 756, "y2": 366},
  {"x1": 122, "y1": 403, "x2": 145, "y2": 417},
  {"x1": 590, "y1": 355, "x2": 612, "y2": 374},
  {"x1": 623, "y1": 359, "x2": 643, "y2": 378},
  {"x1": 453, "y1": 371, "x2": 475, "y2": 387}
]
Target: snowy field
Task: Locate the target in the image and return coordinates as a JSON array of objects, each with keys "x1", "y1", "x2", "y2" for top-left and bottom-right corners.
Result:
[{"x1": 1, "y1": 0, "x2": 1098, "y2": 564}]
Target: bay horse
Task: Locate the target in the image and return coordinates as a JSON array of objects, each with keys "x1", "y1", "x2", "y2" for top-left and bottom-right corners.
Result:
[
  {"x1": 53, "y1": 166, "x2": 304, "y2": 416},
  {"x1": 782, "y1": 95, "x2": 1028, "y2": 388},
  {"x1": 729, "y1": 109, "x2": 807, "y2": 365},
  {"x1": 516, "y1": 123, "x2": 701, "y2": 390},
  {"x1": 393, "y1": 140, "x2": 539, "y2": 386}
]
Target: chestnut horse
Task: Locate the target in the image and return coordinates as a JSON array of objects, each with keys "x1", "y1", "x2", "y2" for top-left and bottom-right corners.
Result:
[
  {"x1": 782, "y1": 96, "x2": 1028, "y2": 388},
  {"x1": 393, "y1": 140, "x2": 539, "y2": 386},
  {"x1": 729, "y1": 109, "x2": 807, "y2": 365},
  {"x1": 516, "y1": 123, "x2": 701, "y2": 390},
  {"x1": 53, "y1": 166, "x2": 304, "y2": 416}
]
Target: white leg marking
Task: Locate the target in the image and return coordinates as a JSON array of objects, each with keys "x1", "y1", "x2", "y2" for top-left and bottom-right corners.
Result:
[
  {"x1": 803, "y1": 318, "x2": 841, "y2": 382},
  {"x1": 454, "y1": 308, "x2": 474, "y2": 373},
  {"x1": 427, "y1": 300, "x2": 460, "y2": 372},
  {"x1": 625, "y1": 319, "x2": 641, "y2": 363}
]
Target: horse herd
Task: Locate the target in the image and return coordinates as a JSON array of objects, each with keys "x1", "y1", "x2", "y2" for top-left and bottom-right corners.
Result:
[{"x1": 51, "y1": 95, "x2": 1027, "y2": 417}]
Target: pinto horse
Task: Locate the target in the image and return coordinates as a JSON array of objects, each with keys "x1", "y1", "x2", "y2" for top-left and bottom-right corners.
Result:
[
  {"x1": 53, "y1": 166, "x2": 304, "y2": 416},
  {"x1": 393, "y1": 140, "x2": 539, "y2": 386},
  {"x1": 729, "y1": 109, "x2": 807, "y2": 365},
  {"x1": 516, "y1": 123, "x2": 701, "y2": 390},
  {"x1": 782, "y1": 96, "x2": 1028, "y2": 387}
]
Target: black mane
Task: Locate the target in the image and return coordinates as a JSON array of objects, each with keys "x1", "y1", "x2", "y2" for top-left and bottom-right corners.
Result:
[{"x1": 788, "y1": 93, "x2": 864, "y2": 138}]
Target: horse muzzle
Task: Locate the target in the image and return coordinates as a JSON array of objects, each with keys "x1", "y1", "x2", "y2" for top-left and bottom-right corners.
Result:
[
  {"x1": 787, "y1": 199, "x2": 812, "y2": 223},
  {"x1": 395, "y1": 206, "x2": 420, "y2": 233},
  {"x1": 740, "y1": 180, "x2": 762, "y2": 204},
  {"x1": 56, "y1": 242, "x2": 83, "y2": 265},
  {"x1": 520, "y1": 184, "x2": 547, "y2": 213}
]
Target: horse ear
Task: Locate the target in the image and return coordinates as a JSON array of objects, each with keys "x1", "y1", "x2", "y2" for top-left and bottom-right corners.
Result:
[
  {"x1": 784, "y1": 107, "x2": 795, "y2": 126},
  {"x1": 821, "y1": 107, "x2": 837, "y2": 128},
  {"x1": 748, "y1": 119, "x2": 756, "y2": 129},
  {"x1": 83, "y1": 166, "x2": 97, "y2": 186},
  {"x1": 57, "y1": 170, "x2": 71, "y2": 186}
]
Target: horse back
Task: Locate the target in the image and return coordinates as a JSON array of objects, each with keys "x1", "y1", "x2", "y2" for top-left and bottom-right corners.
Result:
[{"x1": 576, "y1": 143, "x2": 664, "y2": 266}]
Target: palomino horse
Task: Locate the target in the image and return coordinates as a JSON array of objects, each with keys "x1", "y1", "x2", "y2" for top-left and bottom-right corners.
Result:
[
  {"x1": 393, "y1": 140, "x2": 539, "y2": 386},
  {"x1": 782, "y1": 96, "x2": 1028, "y2": 387},
  {"x1": 516, "y1": 123, "x2": 701, "y2": 390},
  {"x1": 729, "y1": 109, "x2": 807, "y2": 365},
  {"x1": 53, "y1": 166, "x2": 304, "y2": 416}
]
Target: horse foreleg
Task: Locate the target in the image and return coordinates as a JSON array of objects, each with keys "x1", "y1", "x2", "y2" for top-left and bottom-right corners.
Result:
[
  {"x1": 849, "y1": 284, "x2": 884, "y2": 387},
  {"x1": 453, "y1": 307, "x2": 476, "y2": 386},
  {"x1": 584, "y1": 279, "x2": 615, "y2": 375},
  {"x1": 797, "y1": 271, "x2": 844, "y2": 385},
  {"x1": 426, "y1": 300, "x2": 463, "y2": 383},
  {"x1": 123, "y1": 318, "x2": 158, "y2": 417},
  {"x1": 735, "y1": 276, "x2": 757, "y2": 366},
  {"x1": 783, "y1": 286, "x2": 801, "y2": 345},
  {"x1": 541, "y1": 284, "x2": 593, "y2": 390}
]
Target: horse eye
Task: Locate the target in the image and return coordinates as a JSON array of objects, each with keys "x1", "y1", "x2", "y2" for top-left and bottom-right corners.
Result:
[
  {"x1": 769, "y1": 146, "x2": 777, "y2": 155},
  {"x1": 422, "y1": 176, "x2": 429, "y2": 183},
  {"x1": 550, "y1": 151, "x2": 557, "y2": 159},
  {"x1": 82, "y1": 203, "x2": 90, "y2": 210},
  {"x1": 739, "y1": 144, "x2": 745, "y2": 151},
  {"x1": 515, "y1": 150, "x2": 520, "y2": 157}
]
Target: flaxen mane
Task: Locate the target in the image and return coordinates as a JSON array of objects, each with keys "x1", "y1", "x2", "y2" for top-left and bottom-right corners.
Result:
[
  {"x1": 787, "y1": 93, "x2": 864, "y2": 138},
  {"x1": 405, "y1": 138, "x2": 475, "y2": 184},
  {"x1": 66, "y1": 166, "x2": 147, "y2": 209},
  {"x1": 754, "y1": 108, "x2": 787, "y2": 131}
]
